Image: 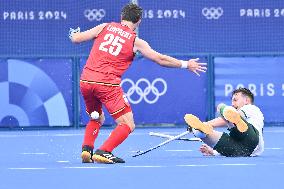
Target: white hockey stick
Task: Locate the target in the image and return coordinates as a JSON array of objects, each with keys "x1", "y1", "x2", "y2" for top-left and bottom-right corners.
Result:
[
  {"x1": 149, "y1": 132, "x2": 202, "y2": 142},
  {"x1": 132, "y1": 130, "x2": 190, "y2": 157}
]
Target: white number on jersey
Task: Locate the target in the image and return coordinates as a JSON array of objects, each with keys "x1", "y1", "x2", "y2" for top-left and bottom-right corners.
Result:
[{"x1": 99, "y1": 34, "x2": 125, "y2": 56}]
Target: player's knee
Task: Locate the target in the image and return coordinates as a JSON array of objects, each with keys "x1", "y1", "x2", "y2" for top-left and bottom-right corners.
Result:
[
  {"x1": 113, "y1": 108, "x2": 135, "y2": 132},
  {"x1": 127, "y1": 122, "x2": 135, "y2": 132},
  {"x1": 116, "y1": 119, "x2": 135, "y2": 132}
]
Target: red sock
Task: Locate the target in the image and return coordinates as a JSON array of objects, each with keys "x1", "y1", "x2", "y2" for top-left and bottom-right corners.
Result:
[
  {"x1": 99, "y1": 123, "x2": 131, "y2": 152},
  {"x1": 82, "y1": 120, "x2": 101, "y2": 149}
]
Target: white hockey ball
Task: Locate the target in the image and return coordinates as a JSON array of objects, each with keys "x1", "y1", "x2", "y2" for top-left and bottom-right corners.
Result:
[{"x1": 90, "y1": 111, "x2": 99, "y2": 120}]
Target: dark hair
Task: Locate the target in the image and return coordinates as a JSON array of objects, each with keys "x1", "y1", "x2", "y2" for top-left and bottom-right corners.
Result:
[
  {"x1": 121, "y1": 3, "x2": 143, "y2": 24},
  {"x1": 232, "y1": 87, "x2": 254, "y2": 103}
]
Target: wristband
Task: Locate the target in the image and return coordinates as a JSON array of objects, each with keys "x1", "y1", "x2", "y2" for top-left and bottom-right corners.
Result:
[{"x1": 180, "y1": 60, "x2": 188, "y2": 69}]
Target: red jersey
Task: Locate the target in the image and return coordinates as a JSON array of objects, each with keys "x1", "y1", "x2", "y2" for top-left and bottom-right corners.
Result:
[{"x1": 81, "y1": 22, "x2": 136, "y2": 85}]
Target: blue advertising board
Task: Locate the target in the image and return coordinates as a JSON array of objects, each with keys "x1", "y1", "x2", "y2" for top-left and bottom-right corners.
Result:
[
  {"x1": 0, "y1": 59, "x2": 73, "y2": 127},
  {"x1": 214, "y1": 57, "x2": 284, "y2": 123},
  {"x1": 139, "y1": 0, "x2": 284, "y2": 53},
  {"x1": 1, "y1": 0, "x2": 284, "y2": 55},
  {"x1": 79, "y1": 56, "x2": 207, "y2": 126},
  {"x1": 0, "y1": 0, "x2": 129, "y2": 56}
]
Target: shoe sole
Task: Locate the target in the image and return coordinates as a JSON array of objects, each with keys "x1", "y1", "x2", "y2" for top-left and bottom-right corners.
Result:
[
  {"x1": 81, "y1": 151, "x2": 93, "y2": 163},
  {"x1": 92, "y1": 154, "x2": 114, "y2": 164},
  {"x1": 223, "y1": 109, "x2": 248, "y2": 132},
  {"x1": 184, "y1": 114, "x2": 213, "y2": 135}
]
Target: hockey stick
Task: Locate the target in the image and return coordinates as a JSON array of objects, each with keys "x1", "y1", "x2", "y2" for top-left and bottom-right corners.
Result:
[
  {"x1": 132, "y1": 130, "x2": 190, "y2": 157},
  {"x1": 149, "y1": 132, "x2": 202, "y2": 142}
]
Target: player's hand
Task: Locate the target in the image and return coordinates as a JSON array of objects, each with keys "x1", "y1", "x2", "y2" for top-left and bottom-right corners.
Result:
[
  {"x1": 187, "y1": 58, "x2": 207, "y2": 76},
  {"x1": 217, "y1": 103, "x2": 227, "y2": 115},
  {"x1": 69, "y1": 27, "x2": 80, "y2": 40},
  {"x1": 199, "y1": 144, "x2": 214, "y2": 156}
]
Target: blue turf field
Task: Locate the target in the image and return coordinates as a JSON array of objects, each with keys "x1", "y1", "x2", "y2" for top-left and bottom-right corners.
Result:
[{"x1": 0, "y1": 126, "x2": 283, "y2": 189}]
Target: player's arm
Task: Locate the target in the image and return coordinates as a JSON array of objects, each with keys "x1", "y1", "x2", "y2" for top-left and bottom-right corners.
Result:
[
  {"x1": 70, "y1": 23, "x2": 107, "y2": 43},
  {"x1": 200, "y1": 144, "x2": 221, "y2": 156},
  {"x1": 134, "y1": 38, "x2": 207, "y2": 76}
]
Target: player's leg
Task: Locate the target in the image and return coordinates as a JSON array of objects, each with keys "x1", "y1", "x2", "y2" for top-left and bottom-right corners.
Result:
[
  {"x1": 92, "y1": 86, "x2": 133, "y2": 164},
  {"x1": 80, "y1": 81, "x2": 104, "y2": 163},
  {"x1": 93, "y1": 109, "x2": 133, "y2": 164},
  {"x1": 184, "y1": 114, "x2": 223, "y2": 148},
  {"x1": 219, "y1": 104, "x2": 259, "y2": 151},
  {"x1": 213, "y1": 132, "x2": 254, "y2": 157},
  {"x1": 81, "y1": 113, "x2": 104, "y2": 163},
  {"x1": 213, "y1": 122, "x2": 259, "y2": 156},
  {"x1": 229, "y1": 122, "x2": 259, "y2": 152}
]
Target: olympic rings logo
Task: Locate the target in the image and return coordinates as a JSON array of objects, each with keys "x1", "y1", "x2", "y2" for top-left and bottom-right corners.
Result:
[
  {"x1": 121, "y1": 78, "x2": 167, "y2": 104},
  {"x1": 84, "y1": 9, "x2": 106, "y2": 21},
  {"x1": 202, "y1": 7, "x2": 223, "y2": 19}
]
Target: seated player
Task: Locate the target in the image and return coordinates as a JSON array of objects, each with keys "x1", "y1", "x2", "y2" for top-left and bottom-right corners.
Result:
[{"x1": 184, "y1": 87, "x2": 264, "y2": 157}]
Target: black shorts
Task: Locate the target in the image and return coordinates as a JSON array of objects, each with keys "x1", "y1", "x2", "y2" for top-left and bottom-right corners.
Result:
[{"x1": 213, "y1": 122, "x2": 259, "y2": 157}]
